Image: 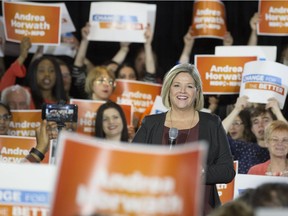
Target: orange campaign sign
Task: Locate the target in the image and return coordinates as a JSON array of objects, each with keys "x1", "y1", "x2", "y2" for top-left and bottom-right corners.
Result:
[
  {"x1": 0, "y1": 136, "x2": 49, "y2": 164},
  {"x1": 3, "y1": 1, "x2": 61, "y2": 44},
  {"x1": 258, "y1": 0, "x2": 288, "y2": 36},
  {"x1": 195, "y1": 55, "x2": 258, "y2": 94},
  {"x1": 109, "y1": 80, "x2": 162, "y2": 125},
  {"x1": 191, "y1": 0, "x2": 227, "y2": 39},
  {"x1": 70, "y1": 99, "x2": 132, "y2": 136},
  {"x1": 8, "y1": 110, "x2": 42, "y2": 137},
  {"x1": 51, "y1": 132, "x2": 208, "y2": 216},
  {"x1": 217, "y1": 161, "x2": 238, "y2": 204}
]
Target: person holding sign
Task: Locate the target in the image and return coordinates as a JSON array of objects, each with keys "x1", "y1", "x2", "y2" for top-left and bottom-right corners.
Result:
[
  {"x1": 95, "y1": 100, "x2": 134, "y2": 142},
  {"x1": 248, "y1": 120, "x2": 288, "y2": 176},
  {"x1": 73, "y1": 22, "x2": 157, "y2": 92},
  {"x1": 223, "y1": 95, "x2": 287, "y2": 174},
  {"x1": 247, "y1": 12, "x2": 259, "y2": 46},
  {"x1": 23, "y1": 119, "x2": 58, "y2": 163},
  {"x1": 0, "y1": 37, "x2": 31, "y2": 92},
  {"x1": 178, "y1": 26, "x2": 236, "y2": 119},
  {"x1": 0, "y1": 39, "x2": 67, "y2": 109},
  {"x1": 132, "y1": 63, "x2": 235, "y2": 214},
  {"x1": 223, "y1": 96, "x2": 255, "y2": 142}
]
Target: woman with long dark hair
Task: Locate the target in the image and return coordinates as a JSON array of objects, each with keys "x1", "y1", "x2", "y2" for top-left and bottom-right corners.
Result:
[{"x1": 95, "y1": 100, "x2": 129, "y2": 142}]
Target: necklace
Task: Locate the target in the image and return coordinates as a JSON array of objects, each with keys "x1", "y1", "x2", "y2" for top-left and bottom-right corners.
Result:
[
  {"x1": 170, "y1": 110, "x2": 196, "y2": 144},
  {"x1": 266, "y1": 160, "x2": 288, "y2": 176}
]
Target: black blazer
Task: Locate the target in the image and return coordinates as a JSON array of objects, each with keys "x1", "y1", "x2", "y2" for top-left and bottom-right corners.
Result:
[{"x1": 132, "y1": 111, "x2": 235, "y2": 208}]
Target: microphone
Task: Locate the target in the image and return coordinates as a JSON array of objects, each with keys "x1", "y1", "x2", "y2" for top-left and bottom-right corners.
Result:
[{"x1": 169, "y1": 127, "x2": 178, "y2": 148}]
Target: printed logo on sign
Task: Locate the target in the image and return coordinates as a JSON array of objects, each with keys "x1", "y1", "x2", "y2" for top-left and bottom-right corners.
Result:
[{"x1": 93, "y1": 14, "x2": 143, "y2": 30}]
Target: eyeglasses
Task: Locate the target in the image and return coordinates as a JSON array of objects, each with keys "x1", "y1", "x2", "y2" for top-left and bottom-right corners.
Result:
[
  {"x1": 268, "y1": 138, "x2": 288, "y2": 145},
  {"x1": 0, "y1": 114, "x2": 11, "y2": 121},
  {"x1": 231, "y1": 121, "x2": 243, "y2": 127},
  {"x1": 95, "y1": 78, "x2": 115, "y2": 87}
]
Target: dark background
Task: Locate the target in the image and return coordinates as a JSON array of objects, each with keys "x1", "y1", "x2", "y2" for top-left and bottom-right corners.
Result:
[
  {"x1": 64, "y1": 0, "x2": 288, "y2": 79},
  {"x1": 2, "y1": 1, "x2": 288, "y2": 80}
]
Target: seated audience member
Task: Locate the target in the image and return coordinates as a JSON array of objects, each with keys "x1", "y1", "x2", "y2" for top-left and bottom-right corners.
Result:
[
  {"x1": 223, "y1": 96, "x2": 286, "y2": 174},
  {"x1": 0, "y1": 102, "x2": 11, "y2": 135},
  {"x1": 1, "y1": 84, "x2": 31, "y2": 109},
  {"x1": 248, "y1": 120, "x2": 288, "y2": 176},
  {"x1": 95, "y1": 100, "x2": 135, "y2": 142}
]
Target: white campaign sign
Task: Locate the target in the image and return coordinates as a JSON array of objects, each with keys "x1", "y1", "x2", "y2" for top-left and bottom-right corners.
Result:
[
  {"x1": 234, "y1": 173, "x2": 288, "y2": 199},
  {"x1": 88, "y1": 2, "x2": 155, "y2": 43},
  {"x1": 0, "y1": 163, "x2": 56, "y2": 215},
  {"x1": 215, "y1": 46, "x2": 277, "y2": 62},
  {"x1": 240, "y1": 60, "x2": 288, "y2": 109}
]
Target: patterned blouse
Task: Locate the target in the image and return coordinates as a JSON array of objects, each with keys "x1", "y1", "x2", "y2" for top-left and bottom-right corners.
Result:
[{"x1": 228, "y1": 137, "x2": 270, "y2": 174}]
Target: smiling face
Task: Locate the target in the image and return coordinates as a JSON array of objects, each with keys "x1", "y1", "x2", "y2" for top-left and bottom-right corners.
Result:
[
  {"x1": 102, "y1": 108, "x2": 123, "y2": 140},
  {"x1": 36, "y1": 59, "x2": 56, "y2": 91},
  {"x1": 169, "y1": 72, "x2": 197, "y2": 111},
  {"x1": 266, "y1": 130, "x2": 288, "y2": 158}
]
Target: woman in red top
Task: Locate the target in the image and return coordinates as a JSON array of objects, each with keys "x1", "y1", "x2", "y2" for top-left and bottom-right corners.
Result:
[{"x1": 248, "y1": 120, "x2": 288, "y2": 176}]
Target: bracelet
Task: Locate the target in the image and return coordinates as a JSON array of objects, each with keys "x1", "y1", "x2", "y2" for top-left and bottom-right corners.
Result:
[
  {"x1": 25, "y1": 154, "x2": 40, "y2": 163},
  {"x1": 29, "y1": 147, "x2": 45, "y2": 161}
]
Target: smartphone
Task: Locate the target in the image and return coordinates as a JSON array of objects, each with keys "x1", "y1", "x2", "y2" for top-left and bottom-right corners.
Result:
[{"x1": 42, "y1": 103, "x2": 78, "y2": 123}]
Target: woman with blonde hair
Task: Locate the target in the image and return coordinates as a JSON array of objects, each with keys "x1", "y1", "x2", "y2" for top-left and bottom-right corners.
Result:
[
  {"x1": 133, "y1": 63, "x2": 235, "y2": 215},
  {"x1": 85, "y1": 66, "x2": 115, "y2": 100},
  {"x1": 248, "y1": 120, "x2": 288, "y2": 176}
]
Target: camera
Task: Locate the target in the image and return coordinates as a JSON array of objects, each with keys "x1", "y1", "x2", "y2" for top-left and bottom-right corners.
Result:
[{"x1": 42, "y1": 103, "x2": 78, "y2": 123}]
